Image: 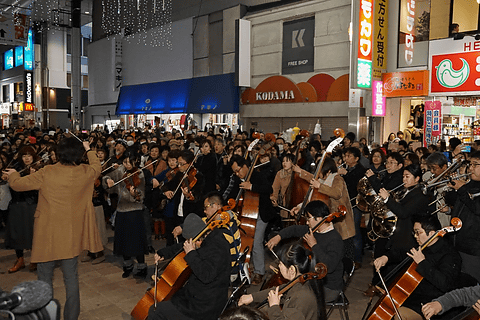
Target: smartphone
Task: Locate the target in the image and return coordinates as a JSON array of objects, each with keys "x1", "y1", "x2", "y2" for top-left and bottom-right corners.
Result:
[{"x1": 82, "y1": 130, "x2": 87, "y2": 133}]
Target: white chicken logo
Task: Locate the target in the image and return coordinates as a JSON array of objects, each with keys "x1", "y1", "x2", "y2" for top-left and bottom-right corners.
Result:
[{"x1": 435, "y1": 58, "x2": 470, "y2": 88}]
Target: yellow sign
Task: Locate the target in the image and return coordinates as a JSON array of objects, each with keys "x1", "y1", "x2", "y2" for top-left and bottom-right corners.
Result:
[{"x1": 373, "y1": 0, "x2": 388, "y2": 80}]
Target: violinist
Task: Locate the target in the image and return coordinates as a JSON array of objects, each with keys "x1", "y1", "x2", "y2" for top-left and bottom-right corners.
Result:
[
  {"x1": 443, "y1": 150, "x2": 480, "y2": 283},
  {"x1": 163, "y1": 150, "x2": 204, "y2": 223},
  {"x1": 238, "y1": 243, "x2": 322, "y2": 320},
  {"x1": 196, "y1": 139, "x2": 217, "y2": 194},
  {"x1": 108, "y1": 139, "x2": 128, "y2": 165},
  {"x1": 4, "y1": 145, "x2": 41, "y2": 273},
  {"x1": 103, "y1": 151, "x2": 148, "y2": 279},
  {"x1": 267, "y1": 200, "x2": 344, "y2": 302},
  {"x1": 230, "y1": 154, "x2": 275, "y2": 285},
  {"x1": 149, "y1": 213, "x2": 231, "y2": 320},
  {"x1": 145, "y1": 144, "x2": 168, "y2": 177},
  {"x1": 374, "y1": 215, "x2": 462, "y2": 320},
  {"x1": 271, "y1": 154, "x2": 295, "y2": 219},
  {"x1": 338, "y1": 146, "x2": 366, "y2": 269},
  {"x1": 151, "y1": 150, "x2": 180, "y2": 246}
]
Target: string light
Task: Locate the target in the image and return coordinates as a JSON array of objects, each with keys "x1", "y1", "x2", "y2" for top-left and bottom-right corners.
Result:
[{"x1": 101, "y1": 0, "x2": 172, "y2": 48}]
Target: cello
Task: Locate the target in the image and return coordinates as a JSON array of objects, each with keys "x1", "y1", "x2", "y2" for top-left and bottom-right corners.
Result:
[
  {"x1": 234, "y1": 133, "x2": 276, "y2": 263},
  {"x1": 294, "y1": 132, "x2": 345, "y2": 223},
  {"x1": 366, "y1": 218, "x2": 463, "y2": 320},
  {"x1": 130, "y1": 208, "x2": 232, "y2": 320}
]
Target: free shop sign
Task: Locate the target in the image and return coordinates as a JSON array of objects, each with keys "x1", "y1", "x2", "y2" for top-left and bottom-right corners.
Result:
[{"x1": 430, "y1": 37, "x2": 480, "y2": 95}]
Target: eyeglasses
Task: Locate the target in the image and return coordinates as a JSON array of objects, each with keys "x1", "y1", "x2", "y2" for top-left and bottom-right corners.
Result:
[
  {"x1": 178, "y1": 162, "x2": 187, "y2": 167},
  {"x1": 471, "y1": 162, "x2": 480, "y2": 168},
  {"x1": 204, "y1": 203, "x2": 215, "y2": 210},
  {"x1": 386, "y1": 161, "x2": 398, "y2": 165},
  {"x1": 412, "y1": 230, "x2": 424, "y2": 237}
]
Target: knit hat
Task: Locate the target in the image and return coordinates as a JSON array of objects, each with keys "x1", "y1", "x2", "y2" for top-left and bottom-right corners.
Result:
[
  {"x1": 115, "y1": 139, "x2": 127, "y2": 148},
  {"x1": 183, "y1": 214, "x2": 206, "y2": 239}
]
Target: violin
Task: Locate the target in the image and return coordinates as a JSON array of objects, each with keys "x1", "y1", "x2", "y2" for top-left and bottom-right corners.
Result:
[
  {"x1": 181, "y1": 167, "x2": 197, "y2": 201},
  {"x1": 123, "y1": 169, "x2": 142, "y2": 201},
  {"x1": 366, "y1": 218, "x2": 463, "y2": 320},
  {"x1": 256, "y1": 263, "x2": 328, "y2": 309}
]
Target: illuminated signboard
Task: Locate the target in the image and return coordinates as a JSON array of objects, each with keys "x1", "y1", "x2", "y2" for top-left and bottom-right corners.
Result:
[
  {"x1": 404, "y1": 0, "x2": 416, "y2": 65},
  {"x1": 357, "y1": 0, "x2": 373, "y2": 88},
  {"x1": 424, "y1": 101, "x2": 442, "y2": 146},
  {"x1": 24, "y1": 28, "x2": 34, "y2": 70},
  {"x1": 4, "y1": 49, "x2": 14, "y2": 70},
  {"x1": 15, "y1": 46, "x2": 23, "y2": 67},
  {"x1": 24, "y1": 71, "x2": 34, "y2": 111},
  {"x1": 372, "y1": 80, "x2": 385, "y2": 116}
]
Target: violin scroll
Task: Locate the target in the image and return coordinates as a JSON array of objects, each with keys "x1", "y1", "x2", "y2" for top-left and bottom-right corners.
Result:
[
  {"x1": 450, "y1": 217, "x2": 462, "y2": 230},
  {"x1": 313, "y1": 263, "x2": 328, "y2": 279},
  {"x1": 334, "y1": 128, "x2": 345, "y2": 138}
]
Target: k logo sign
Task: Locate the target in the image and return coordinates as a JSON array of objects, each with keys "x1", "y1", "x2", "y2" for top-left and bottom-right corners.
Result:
[
  {"x1": 292, "y1": 29, "x2": 305, "y2": 48},
  {"x1": 435, "y1": 58, "x2": 469, "y2": 88},
  {"x1": 431, "y1": 52, "x2": 479, "y2": 93}
]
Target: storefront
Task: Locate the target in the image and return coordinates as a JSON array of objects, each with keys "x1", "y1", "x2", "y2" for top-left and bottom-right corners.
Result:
[
  {"x1": 429, "y1": 36, "x2": 480, "y2": 146},
  {"x1": 115, "y1": 73, "x2": 239, "y2": 132},
  {"x1": 381, "y1": 70, "x2": 429, "y2": 144}
]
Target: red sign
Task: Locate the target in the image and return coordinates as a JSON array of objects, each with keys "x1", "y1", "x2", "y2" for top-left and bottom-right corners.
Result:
[
  {"x1": 24, "y1": 103, "x2": 34, "y2": 111},
  {"x1": 431, "y1": 51, "x2": 478, "y2": 93},
  {"x1": 358, "y1": 0, "x2": 373, "y2": 62},
  {"x1": 382, "y1": 70, "x2": 429, "y2": 97},
  {"x1": 423, "y1": 101, "x2": 442, "y2": 147}
]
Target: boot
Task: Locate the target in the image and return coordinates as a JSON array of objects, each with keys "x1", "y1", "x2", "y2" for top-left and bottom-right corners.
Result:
[
  {"x1": 8, "y1": 257, "x2": 25, "y2": 273},
  {"x1": 134, "y1": 267, "x2": 147, "y2": 279},
  {"x1": 122, "y1": 265, "x2": 134, "y2": 278},
  {"x1": 29, "y1": 263, "x2": 37, "y2": 272},
  {"x1": 153, "y1": 221, "x2": 161, "y2": 240}
]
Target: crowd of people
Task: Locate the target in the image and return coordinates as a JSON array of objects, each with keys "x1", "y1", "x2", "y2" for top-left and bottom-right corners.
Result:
[{"x1": 1, "y1": 124, "x2": 480, "y2": 320}]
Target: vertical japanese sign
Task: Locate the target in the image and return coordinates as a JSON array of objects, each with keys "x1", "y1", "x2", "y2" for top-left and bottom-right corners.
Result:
[
  {"x1": 114, "y1": 39, "x2": 123, "y2": 91},
  {"x1": 357, "y1": 0, "x2": 373, "y2": 88},
  {"x1": 400, "y1": 0, "x2": 416, "y2": 66},
  {"x1": 372, "y1": 80, "x2": 385, "y2": 116},
  {"x1": 424, "y1": 101, "x2": 442, "y2": 147},
  {"x1": 373, "y1": 0, "x2": 388, "y2": 80}
]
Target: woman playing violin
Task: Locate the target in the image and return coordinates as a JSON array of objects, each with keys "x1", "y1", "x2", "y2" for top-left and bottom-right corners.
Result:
[
  {"x1": 238, "y1": 243, "x2": 322, "y2": 320},
  {"x1": 267, "y1": 200, "x2": 344, "y2": 302},
  {"x1": 151, "y1": 150, "x2": 180, "y2": 246},
  {"x1": 374, "y1": 215, "x2": 462, "y2": 320},
  {"x1": 4, "y1": 145, "x2": 42, "y2": 273},
  {"x1": 103, "y1": 151, "x2": 148, "y2": 279}
]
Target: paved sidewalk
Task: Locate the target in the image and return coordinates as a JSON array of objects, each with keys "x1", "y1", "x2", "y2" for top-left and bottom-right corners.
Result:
[{"x1": 1, "y1": 227, "x2": 377, "y2": 320}]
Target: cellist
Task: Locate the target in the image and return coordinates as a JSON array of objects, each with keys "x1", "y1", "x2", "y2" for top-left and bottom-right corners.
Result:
[
  {"x1": 374, "y1": 215, "x2": 462, "y2": 320},
  {"x1": 230, "y1": 154, "x2": 276, "y2": 285},
  {"x1": 149, "y1": 213, "x2": 231, "y2": 320}
]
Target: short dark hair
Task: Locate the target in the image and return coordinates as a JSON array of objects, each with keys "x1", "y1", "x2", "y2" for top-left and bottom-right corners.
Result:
[
  {"x1": 230, "y1": 154, "x2": 251, "y2": 168},
  {"x1": 344, "y1": 147, "x2": 361, "y2": 160},
  {"x1": 281, "y1": 153, "x2": 295, "y2": 163},
  {"x1": 305, "y1": 200, "x2": 330, "y2": 218},
  {"x1": 57, "y1": 137, "x2": 84, "y2": 165},
  {"x1": 278, "y1": 243, "x2": 311, "y2": 274},
  {"x1": 180, "y1": 150, "x2": 195, "y2": 163},
  {"x1": 470, "y1": 151, "x2": 480, "y2": 161},
  {"x1": 404, "y1": 163, "x2": 423, "y2": 180},
  {"x1": 321, "y1": 157, "x2": 337, "y2": 175},
  {"x1": 220, "y1": 305, "x2": 268, "y2": 320},
  {"x1": 370, "y1": 148, "x2": 386, "y2": 164},
  {"x1": 204, "y1": 191, "x2": 224, "y2": 206},
  {"x1": 426, "y1": 152, "x2": 448, "y2": 168},
  {"x1": 167, "y1": 150, "x2": 181, "y2": 159},
  {"x1": 123, "y1": 150, "x2": 139, "y2": 168},
  {"x1": 387, "y1": 152, "x2": 404, "y2": 166},
  {"x1": 413, "y1": 215, "x2": 442, "y2": 235}
]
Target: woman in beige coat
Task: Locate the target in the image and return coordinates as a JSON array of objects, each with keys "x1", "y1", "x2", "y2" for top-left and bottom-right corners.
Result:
[{"x1": 5, "y1": 138, "x2": 103, "y2": 320}]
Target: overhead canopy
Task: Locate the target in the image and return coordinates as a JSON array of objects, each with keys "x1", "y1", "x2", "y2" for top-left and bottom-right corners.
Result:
[{"x1": 115, "y1": 73, "x2": 239, "y2": 115}]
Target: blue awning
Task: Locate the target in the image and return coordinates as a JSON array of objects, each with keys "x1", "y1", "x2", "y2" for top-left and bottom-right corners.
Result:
[{"x1": 115, "y1": 73, "x2": 239, "y2": 115}]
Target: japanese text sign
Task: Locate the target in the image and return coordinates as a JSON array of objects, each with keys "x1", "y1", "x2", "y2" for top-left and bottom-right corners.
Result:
[
  {"x1": 372, "y1": 80, "x2": 385, "y2": 116},
  {"x1": 424, "y1": 101, "x2": 442, "y2": 147},
  {"x1": 357, "y1": 0, "x2": 373, "y2": 88}
]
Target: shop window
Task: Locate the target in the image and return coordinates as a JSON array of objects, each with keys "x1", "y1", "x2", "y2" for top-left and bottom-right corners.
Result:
[
  {"x1": 67, "y1": 33, "x2": 71, "y2": 55},
  {"x1": 82, "y1": 37, "x2": 89, "y2": 57},
  {"x1": 67, "y1": 73, "x2": 71, "y2": 87},
  {"x1": 451, "y1": 0, "x2": 479, "y2": 34},
  {"x1": 2, "y1": 85, "x2": 9, "y2": 102}
]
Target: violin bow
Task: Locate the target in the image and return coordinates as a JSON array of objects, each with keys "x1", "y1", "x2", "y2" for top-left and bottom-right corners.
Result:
[
  {"x1": 172, "y1": 149, "x2": 200, "y2": 197},
  {"x1": 108, "y1": 159, "x2": 158, "y2": 188}
]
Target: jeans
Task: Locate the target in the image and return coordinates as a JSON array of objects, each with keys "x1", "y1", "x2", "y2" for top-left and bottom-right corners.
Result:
[
  {"x1": 252, "y1": 216, "x2": 268, "y2": 275},
  {"x1": 37, "y1": 257, "x2": 80, "y2": 320},
  {"x1": 352, "y1": 207, "x2": 363, "y2": 264}
]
